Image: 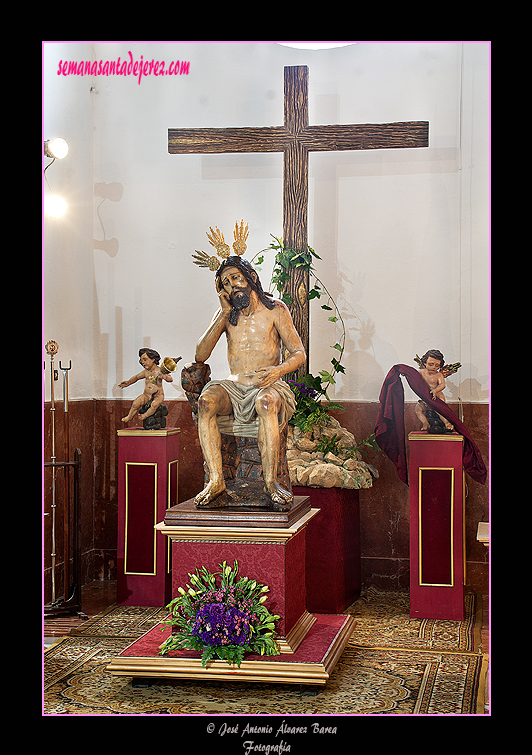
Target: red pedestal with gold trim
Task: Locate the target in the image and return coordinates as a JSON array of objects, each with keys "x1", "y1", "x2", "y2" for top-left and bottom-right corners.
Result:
[
  {"x1": 409, "y1": 431, "x2": 465, "y2": 620},
  {"x1": 157, "y1": 500, "x2": 317, "y2": 652},
  {"x1": 116, "y1": 428, "x2": 179, "y2": 606},
  {"x1": 106, "y1": 500, "x2": 357, "y2": 686},
  {"x1": 293, "y1": 486, "x2": 361, "y2": 613}
]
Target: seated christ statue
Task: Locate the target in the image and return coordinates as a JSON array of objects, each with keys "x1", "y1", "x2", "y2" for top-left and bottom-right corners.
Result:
[{"x1": 192, "y1": 227, "x2": 305, "y2": 509}]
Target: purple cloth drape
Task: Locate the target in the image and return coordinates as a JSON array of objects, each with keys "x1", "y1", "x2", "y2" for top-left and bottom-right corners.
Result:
[{"x1": 375, "y1": 364, "x2": 487, "y2": 485}]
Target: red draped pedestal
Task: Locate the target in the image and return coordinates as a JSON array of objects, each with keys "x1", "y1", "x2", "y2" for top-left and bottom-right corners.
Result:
[
  {"x1": 116, "y1": 428, "x2": 179, "y2": 606},
  {"x1": 157, "y1": 500, "x2": 317, "y2": 652},
  {"x1": 106, "y1": 500, "x2": 356, "y2": 686},
  {"x1": 409, "y1": 432, "x2": 465, "y2": 620},
  {"x1": 293, "y1": 486, "x2": 361, "y2": 613}
]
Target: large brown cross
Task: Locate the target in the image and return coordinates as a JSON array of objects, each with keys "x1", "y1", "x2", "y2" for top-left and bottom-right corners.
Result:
[{"x1": 169, "y1": 65, "x2": 428, "y2": 376}]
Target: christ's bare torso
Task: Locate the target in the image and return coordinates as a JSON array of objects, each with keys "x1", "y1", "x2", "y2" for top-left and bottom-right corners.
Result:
[{"x1": 225, "y1": 305, "x2": 283, "y2": 386}]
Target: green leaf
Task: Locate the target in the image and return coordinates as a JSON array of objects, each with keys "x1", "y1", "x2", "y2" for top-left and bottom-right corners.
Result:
[
  {"x1": 332, "y1": 343, "x2": 343, "y2": 351},
  {"x1": 300, "y1": 373, "x2": 323, "y2": 392},
  {"x1": 324, "y1": 401, "x2": 345, "y2": 412},
  {"x1": 319, "y1": 370, "x2": 336, "y2": 384},
  {"x1": 331, "y1": 358, "x2": 345, "y2": 373},
  {"x1": 308, "y1": 246, "x2": 322, "y2": 260}
]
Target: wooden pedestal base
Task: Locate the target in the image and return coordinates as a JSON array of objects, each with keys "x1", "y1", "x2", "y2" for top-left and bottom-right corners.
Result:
[
  {"x1": 106, "y1": 613, "x2": 356, "y2": 686},
  {"x1": 107, "y1": 497, "x2": 356, "y2": 686},
  {"x1": 164, "y1": 493, "x2": 311, "y2": 529}
]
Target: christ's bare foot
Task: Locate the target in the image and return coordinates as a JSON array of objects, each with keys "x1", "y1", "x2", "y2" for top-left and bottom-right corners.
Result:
[
  {"x1": 194, "y1": 478, "x2": 226, "y2": 507},
  {"x1": 264, "y1": 480, "x2": 293, "y2": 508},
  {"x1": 121, "y1": 415, "x2": 133, "y2": 423}
]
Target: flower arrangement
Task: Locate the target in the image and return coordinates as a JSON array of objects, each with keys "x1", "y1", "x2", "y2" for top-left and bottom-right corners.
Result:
[
  {"x1": 159, "y1": 560, "x2": 280, "y2": 668},
  {"x1": 288, "y1": 375, "x2": 345, "y2": 433}
]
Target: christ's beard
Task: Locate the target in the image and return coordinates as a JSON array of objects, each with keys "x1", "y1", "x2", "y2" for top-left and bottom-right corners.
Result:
[
  {"x1": 231, "y1": 289, "x2": 251, "y2": 310},
  {"x1": 228, "y1": 289, "x2": 251, "y2": 325}
]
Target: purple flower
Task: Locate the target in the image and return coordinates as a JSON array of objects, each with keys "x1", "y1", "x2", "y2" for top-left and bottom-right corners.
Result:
[
  {"x1": 191, "y1": 603, "x2": 251, "y2": 647},
  {"x1": 288, "y1": 380, "x2": 317, "y2": 398}
]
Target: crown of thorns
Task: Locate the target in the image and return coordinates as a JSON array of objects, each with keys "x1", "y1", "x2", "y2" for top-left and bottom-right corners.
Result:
[{"x1": 192, "y1": 220, "x2": 249, "y2": 271}]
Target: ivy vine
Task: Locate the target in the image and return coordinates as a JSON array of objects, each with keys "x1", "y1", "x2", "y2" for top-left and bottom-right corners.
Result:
[
  {"x1": 250, "y1": 236, "x2": 379, "y2": 457},
  {"x1": 251, "y1": 234, "x2": 346, "y2": 412}
]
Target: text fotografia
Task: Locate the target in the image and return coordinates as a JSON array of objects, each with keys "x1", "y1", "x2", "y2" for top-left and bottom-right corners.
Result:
[
  {"x1": 57, "y1": 51, "x2": 190, "y2": 84},
  {"x1": 208, "y1": 720, "x2": 338, "y2": 752}
]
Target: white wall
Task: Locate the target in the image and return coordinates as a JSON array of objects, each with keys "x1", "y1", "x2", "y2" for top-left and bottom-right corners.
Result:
[
  {"x1": 43, "y1": 42, "x2": 489, "y2": 404},
  {"x1": 43, "y1": 42, "x2": 95, "y2": 399}
]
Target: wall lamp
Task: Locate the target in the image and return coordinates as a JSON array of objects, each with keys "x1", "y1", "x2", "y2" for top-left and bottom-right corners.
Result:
[
  {"x1": 44, "y1": 137, "x2": 69, "y2": 160},
  {"x1": 44, "y1": 138, "x2": 69, "y2": 217}
]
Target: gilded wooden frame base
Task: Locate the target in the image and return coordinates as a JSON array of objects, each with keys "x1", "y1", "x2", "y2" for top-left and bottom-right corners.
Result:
[
  {"x1": 106, "y1": 614, "x2": 356, "y2": 686},
  {"x1": 276, "y1": 610, "x2": 316, "y2": 653}
]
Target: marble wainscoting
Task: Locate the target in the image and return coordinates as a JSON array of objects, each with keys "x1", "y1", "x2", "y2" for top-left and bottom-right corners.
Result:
[{"x1": 43, "y1": 398, "x2": 489, "y2": 601}]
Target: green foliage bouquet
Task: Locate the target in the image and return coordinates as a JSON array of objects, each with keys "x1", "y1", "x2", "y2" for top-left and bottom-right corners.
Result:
[
  {"x1": 288, "y1": 374, "x2": 345, "y2": 433},
  {"x1": 159, "y1": 560, "x2": 280, "y2": 667}
]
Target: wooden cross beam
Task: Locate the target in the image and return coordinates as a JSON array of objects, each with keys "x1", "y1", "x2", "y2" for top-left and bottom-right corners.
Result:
[{"x1": 169, "y1": 65, "x2": 428, "y2": 376}]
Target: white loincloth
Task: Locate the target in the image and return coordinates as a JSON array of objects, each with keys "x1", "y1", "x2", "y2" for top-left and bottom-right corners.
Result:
[{"x1": 199, "y1": 379, "x2": 296, "y2": 438}]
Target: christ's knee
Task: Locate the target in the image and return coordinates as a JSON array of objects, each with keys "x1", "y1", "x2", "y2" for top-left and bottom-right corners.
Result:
[
  {"x1": 255, "y1": 391, "x2": 281, "y2": 418},
  {"x1": 198, "y1": 392, "x2": 218, "y2": 418},
  {"x1": 199, "y1": 388, "x2": 230, "y2": 419}
]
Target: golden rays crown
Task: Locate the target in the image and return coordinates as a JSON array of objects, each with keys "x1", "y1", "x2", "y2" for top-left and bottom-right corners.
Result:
[{"x1": 192, "y1": 220, "x2": 249, "y2": 272}]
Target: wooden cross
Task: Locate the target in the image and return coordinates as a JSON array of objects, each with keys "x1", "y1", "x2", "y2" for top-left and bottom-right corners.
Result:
[{"x1": 169, "y1": 65, "x2": 428, "y2": 376}]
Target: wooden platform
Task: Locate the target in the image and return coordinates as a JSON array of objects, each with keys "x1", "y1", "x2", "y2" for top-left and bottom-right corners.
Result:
[
  {"x1": 107, "y1": 493, "x2": 356, "y2": 686},
  {"x1": 164, "y1": 493, "x2": 311, "y2": 529},
  {"x1": 106, "y1": 613, "x2": 356, "y2": 686}
]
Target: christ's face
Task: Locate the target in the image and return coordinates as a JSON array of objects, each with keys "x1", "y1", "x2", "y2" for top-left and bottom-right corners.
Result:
[{"x1": 220, "y1": 267, "x2": 252, "y2": 308}]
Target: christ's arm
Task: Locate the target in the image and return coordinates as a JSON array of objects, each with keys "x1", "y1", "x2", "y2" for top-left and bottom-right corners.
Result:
[{"x1": 195, "y1": 303, "x2": 230, "y2": 362}]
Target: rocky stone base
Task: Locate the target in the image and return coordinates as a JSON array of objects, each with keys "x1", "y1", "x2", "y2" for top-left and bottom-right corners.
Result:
[{"x1": 286, "y1": 416, "x2": 378, "y2": 489}]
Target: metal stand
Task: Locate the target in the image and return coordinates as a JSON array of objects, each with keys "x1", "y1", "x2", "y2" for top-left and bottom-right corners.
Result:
[
  {"x1": 44, "y1": 341, "x2": 86, "y2": 619},
  {"x1": 44, "y1": 449, "x2": 87, "y2": 619}
]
